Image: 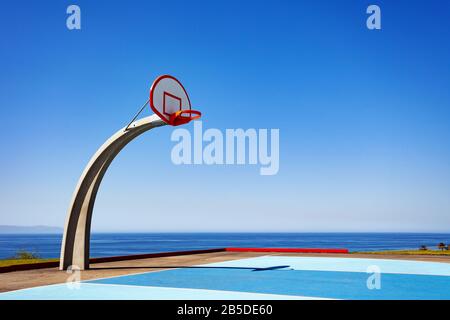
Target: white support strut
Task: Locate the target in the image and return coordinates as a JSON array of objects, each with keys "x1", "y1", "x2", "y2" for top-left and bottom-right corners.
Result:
[{"x1": 60, "y1": 115, "x2": 166, "y2": 270}]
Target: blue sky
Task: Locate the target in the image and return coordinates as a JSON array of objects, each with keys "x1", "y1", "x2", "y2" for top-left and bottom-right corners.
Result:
[{"x1": 0, "y1": 0, "x2": 449, "y2": 232}]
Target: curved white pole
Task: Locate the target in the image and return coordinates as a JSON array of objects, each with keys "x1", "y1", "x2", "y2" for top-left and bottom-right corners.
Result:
[{"x1": 60, "y1": 115, "x2": 166, "y2": 270}]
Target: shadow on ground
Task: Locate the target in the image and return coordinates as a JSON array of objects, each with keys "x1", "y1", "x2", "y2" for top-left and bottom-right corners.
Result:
[{"x1": 89, "y1": 265, "x2": 292, "y2": 272}]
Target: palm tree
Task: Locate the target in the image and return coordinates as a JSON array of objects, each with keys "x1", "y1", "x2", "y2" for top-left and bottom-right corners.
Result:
[
  {"x1": 438, "y1": 242, "x2": 446, "y2": 251},
  {"x1": 419, "y1": 245, "x2": 428, "y2": 251}
]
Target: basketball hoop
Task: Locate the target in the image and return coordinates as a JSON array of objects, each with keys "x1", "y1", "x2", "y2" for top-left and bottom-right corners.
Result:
[
  {"x1": 170, "y1": 109, "x2": 202, "y2": 126},
  {"x1": 149, "y1": 74, "x2": 201, "y2": 126}
]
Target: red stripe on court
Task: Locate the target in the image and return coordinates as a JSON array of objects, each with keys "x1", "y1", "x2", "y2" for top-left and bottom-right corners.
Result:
[{"x1": 226, "y1": 247, "x2": 349, "y2": 254}]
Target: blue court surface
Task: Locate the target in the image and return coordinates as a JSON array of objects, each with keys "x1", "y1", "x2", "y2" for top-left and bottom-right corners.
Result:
[{"x1": 1, "y1": 256, "x2": 450, "y2": 300}]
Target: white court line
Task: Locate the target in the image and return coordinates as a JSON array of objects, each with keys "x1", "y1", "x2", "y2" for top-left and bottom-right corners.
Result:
[
  {"x1": 198, "y1": 255, "x2": 450, "y2": 276},
  {"x1": 0, "y1": 282, "x2": 67, "y2": 296}
]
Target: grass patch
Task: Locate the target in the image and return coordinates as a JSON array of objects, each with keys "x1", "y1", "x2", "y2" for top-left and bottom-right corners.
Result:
[
  {"x1": 0, "y1": 258, "x2": 59, "y2": 268},
  {"x1": 357, "y1": 250, "x2": 450, "y2": 256},
  {"x1": 13, "y1": 250, "x2": 41, "y2": 260},
  {"x1": 0, "y1": 250, "x2": 58, "y2": 268}
]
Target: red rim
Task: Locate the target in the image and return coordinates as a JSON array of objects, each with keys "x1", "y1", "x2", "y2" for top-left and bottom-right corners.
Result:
[
  {"x1": 170, "y1": 109, "x2": 202, "y2": 126},
  {"x1": 177, "y1": 109, "x2": 201, "y2": 119}
]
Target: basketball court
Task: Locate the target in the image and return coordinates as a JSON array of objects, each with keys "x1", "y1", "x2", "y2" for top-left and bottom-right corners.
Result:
[{"x1": 2, "y1": 253, "x2": 450, "y2": 300}]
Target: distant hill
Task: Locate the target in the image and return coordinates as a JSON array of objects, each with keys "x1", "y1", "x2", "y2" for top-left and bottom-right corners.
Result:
[{"x1": 0, "y1": 225, "x2": 63, "y2": 234}]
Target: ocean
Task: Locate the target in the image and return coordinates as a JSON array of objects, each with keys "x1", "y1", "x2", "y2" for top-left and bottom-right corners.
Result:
[{"x1": 1, "y1": 233, "x2": 449, "y2": 259}]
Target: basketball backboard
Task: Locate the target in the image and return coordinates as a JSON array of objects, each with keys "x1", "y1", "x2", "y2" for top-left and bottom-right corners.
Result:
[{"x1": 150, "y1": 75, "x2": 200, "y2": 126}]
